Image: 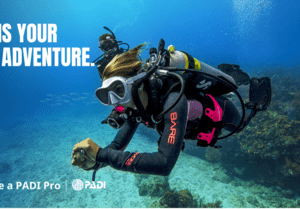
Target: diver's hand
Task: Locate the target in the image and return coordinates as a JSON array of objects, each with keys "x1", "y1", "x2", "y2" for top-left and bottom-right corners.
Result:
[{"x1": 71, "y1": 138, "x2": 100, "y2": 170}]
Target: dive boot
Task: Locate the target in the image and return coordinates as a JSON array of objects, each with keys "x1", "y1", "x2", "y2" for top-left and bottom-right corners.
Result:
[
  {"x1": 218, "y1": 63, "x2": 250, "y2": 86},
  {"x1": 245, "y1": 77, "x2": 272, "y2": 112}
]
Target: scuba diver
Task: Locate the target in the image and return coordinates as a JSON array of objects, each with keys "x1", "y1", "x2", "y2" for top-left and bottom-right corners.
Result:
[
  {"x1": 92, "y1": 26, "x2": 130, "y2": 79},
  {"x1": 72, "y1": 40, "x2": 272, "y2": 180}
]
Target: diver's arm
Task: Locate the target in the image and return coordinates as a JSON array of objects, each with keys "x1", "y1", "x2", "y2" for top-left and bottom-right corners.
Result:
[
  {"x1": 104, "y1": 118, "x2": 140, "y2": 151},
  {"x1": 95, "y1": 92, "x2": 188, "y2": 176},
  {"x1": 90, "y1": 118, "x2": 139, "y2": 169}
]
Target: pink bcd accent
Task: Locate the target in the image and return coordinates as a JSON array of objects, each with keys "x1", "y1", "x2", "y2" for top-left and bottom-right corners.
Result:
[
  {"x1": 205, "y1": 94, "x2": 223, "y2": 122},
  {"x1": 197, "y1": 94, "x2": 223, "y2": 144},
  {"x1": 197, "y1": 128, "x2": 216, "y2": 144},
  {"x1": 115, "y1": 106, "x2": 124, "y2": 113}
]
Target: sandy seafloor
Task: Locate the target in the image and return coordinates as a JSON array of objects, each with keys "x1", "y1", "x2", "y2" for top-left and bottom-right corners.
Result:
[{"x1": 1, "y1": 107, "x2": 300, "y2": 208}]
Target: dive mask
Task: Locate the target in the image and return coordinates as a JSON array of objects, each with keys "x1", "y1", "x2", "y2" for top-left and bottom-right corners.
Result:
[
  {"x1": 95, "y1": 73, "x2": 146, "y2": 106},
  {"x1": 99, "y1": 39, "x2": 116, "y2": 51},
  {"x1": 96, "y1": 76, "x2": 130, "y2": 106}
]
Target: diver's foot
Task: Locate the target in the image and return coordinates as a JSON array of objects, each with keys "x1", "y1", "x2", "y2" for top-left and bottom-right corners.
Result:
[
  {"x1": 245, "y1": 77, "x2": 272, "y2": 112},
  {"x1": 218, "y1": 63, "x2": 250, "y2": 86}
]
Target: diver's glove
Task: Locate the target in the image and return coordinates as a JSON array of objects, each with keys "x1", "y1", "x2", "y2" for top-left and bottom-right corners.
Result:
[
  {"x1": 71, "y1": 138, "x2": 101, "y2": 170},
  {"x1": 72, "y1": 138, "x2": 109, "y2": 181}
]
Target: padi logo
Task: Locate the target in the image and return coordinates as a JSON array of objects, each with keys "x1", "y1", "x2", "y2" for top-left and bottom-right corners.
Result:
[
  {"x1": 72, "y1": 179, "x2": 106, "y2": 191},
  {"x1": 85, "y1": 181, "x2": 106, "y2": 190},
  {"x1": 196, "y1": 79, "x2": 212, "y2": 90},
  {"x1": 72, "y1": 179, "x2": 84, "y2": 191}
]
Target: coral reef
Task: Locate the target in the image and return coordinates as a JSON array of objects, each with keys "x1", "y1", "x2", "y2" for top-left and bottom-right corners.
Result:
[
  {"x1": 222, "y1": 109, "x2": 300, "y2": 188},
  {"x1": 284, "y1": 157, "x2": 300, "y2": 177},
  {"x1": 152, "y1": 189, "x2": 223, "y2": 208},
  {"x1": 218, "y1": 69, "x2": 300, "y2": 190},
  {"x1": 199, "y1": 198, "x2": 222, "y2": 208},
  {"x1": 291, "y1": 91, "x2": 300, "y2": 120},
  {"x1": 134, "y1": 174, "x2": 170, "y2": 197},
  {"x1": 153, "y1": 189, "x2": 198, "y2": 208},
  {"x1": 205, "y1": 147, "x2": 222, "y2": 162},
  {"x1": 159, "y1": 190, "x2": 179, "y2": 208},
  {"x1": 178, "y1": 190, "x2": 198, "y2": 208},
  {"x1": 237, "y1": 110, "x2": 300, "y2": 160}
]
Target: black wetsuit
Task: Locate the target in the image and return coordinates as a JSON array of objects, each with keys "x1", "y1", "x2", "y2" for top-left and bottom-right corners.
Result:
[
  {"x1": 95, "y1": 91, "x2": 255, "y2": 176},
  {"x1": 96, "y1": 56, "x2": 112, "y2": 79}
]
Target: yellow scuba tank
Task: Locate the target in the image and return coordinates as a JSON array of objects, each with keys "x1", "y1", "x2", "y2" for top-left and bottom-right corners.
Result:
[
  {"x1": 167, "y1": 45, "x2": 201, "y2": 70},
  {"x1": 167, "y1": 45, "x2": 236, "y2": 86}
]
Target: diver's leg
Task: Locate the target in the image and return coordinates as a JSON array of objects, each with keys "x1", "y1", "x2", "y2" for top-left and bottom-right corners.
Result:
[
  {"x1": 218, "y1": 63, "x2": 250, "y2": 86},
  {"x1": 215, "y1": 96, "x2": 256, "y2": 133},
  {"x1": 236, "y1": 108, "x2": 256, "y2": 133},
  {"x1": 216, "y1": 76, "x2": 272, "y2": 133},
  {"x1": 245, "y1": 77, "x2": 272, "y2": 111}
]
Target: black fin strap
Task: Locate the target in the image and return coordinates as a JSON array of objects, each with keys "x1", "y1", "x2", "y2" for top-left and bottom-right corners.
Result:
[
  {"x1": 82, "y1": 148, "x2": 105, "y2": 181},
  {"x1": 92, "y1": 163, "x2": 105, "y2": 182}
]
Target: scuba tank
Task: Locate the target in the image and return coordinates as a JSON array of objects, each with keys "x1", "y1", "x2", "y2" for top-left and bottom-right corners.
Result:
[
  {"x1": 167, "y1": 45, "x2": 200, "y2": 70},
  {"x1": 166, "y1": 45, "x2": 237, "y2": 96}
]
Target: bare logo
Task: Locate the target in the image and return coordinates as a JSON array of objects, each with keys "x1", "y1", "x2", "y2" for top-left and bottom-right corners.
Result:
[{"x1": 196, "y1": 80, "x2": 211, "y2": 90}]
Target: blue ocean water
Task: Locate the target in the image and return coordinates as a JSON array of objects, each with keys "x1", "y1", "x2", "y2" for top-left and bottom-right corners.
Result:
[{"x1": 0, "y1": 0, "x2": 300, "y2": 207}]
